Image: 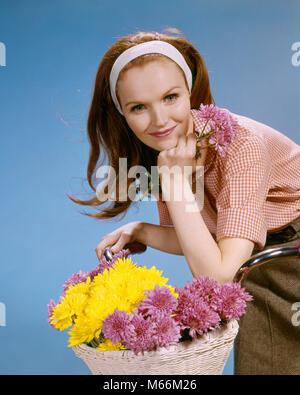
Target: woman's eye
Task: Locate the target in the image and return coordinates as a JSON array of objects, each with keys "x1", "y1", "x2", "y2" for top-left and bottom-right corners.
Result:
[
  {"x1": 131, "y1": 104, "x2": 144, "y2": 112},
  {"x1": 165, "y1": 93, "x2": 178, "y2": 102}
]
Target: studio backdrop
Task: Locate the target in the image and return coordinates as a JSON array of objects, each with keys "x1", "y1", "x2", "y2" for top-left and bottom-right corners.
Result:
[{"x1": 0, "y1": 0, "x2": 299, "y2": 374}]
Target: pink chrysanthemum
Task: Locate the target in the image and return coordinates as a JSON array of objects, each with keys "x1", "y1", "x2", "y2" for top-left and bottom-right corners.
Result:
[
  {"x1": 198, "y1": 104, "x2": 239, "y2": 157},
  {"x1": 89, "y1": 248, "x2": 130, "y2": 279},
  {"x1": 136, "y1": 285, "x2": 178, "y2": 317},
  {"x1": 47, "y1": 299, "x2": 57, "y2": 329},
  {"x1": 211, "y1": 282, "x2": 253, "y2": 321},
  {"x1": 62, "y1": 270, "x2": 89, "y2": 293},
  {"x1": 123, "y1": 313, "x2": 156, "y2": 355},
  {"x1": 174, "y1": 296, "x2": 220, "y2": 338},
  {"x1": 180, "y1": 276, "x2": 221, "y2": 304},
  {"x1": 102, "y1": 308, "x2": 135, "y2": 344},
  {"x1": 151, "y1": 312, "x2": 181, "y2": 348}
]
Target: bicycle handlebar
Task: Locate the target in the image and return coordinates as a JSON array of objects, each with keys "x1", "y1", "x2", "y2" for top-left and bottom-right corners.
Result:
[
  {"x1": 233, "y1": 243, "x2": 300, "y2": 282},
  {"x1": 103, "y1": 243, "x2": 300, "y2": 283}
]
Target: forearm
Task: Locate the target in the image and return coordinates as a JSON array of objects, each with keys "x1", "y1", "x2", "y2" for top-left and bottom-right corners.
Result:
[
  {"x1": 161, "y1": 175, "x2": 223, "y2": 281},
  {"x1": 136, "y1": 222, "x2": 184, "y2": 256}
]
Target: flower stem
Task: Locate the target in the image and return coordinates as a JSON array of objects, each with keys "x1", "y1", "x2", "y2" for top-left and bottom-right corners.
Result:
[
  {"x1": 196, "y1": 130, "x2": 215, "y2": 142},
  {"x1": 200, "y1": 119, "x2": 209, "y2": 137}
]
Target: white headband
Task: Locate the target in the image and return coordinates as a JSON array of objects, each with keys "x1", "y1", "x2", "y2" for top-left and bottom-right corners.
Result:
[{"x1": 109, "y1": 40, "x2": 193, "y2": 115}]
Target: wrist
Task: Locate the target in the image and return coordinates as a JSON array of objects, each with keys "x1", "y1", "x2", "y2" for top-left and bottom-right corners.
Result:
[
  {"x1": 133, "y1": 221, "x2": 146, "y2": 243},
  {"x1": 161, "y1": 173, "x2": 192, "y2": 201}
]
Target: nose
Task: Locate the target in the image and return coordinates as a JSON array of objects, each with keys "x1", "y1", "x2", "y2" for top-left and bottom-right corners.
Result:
[{"x1": 150, "y1": 104, "x2": 168, "y2": 128}]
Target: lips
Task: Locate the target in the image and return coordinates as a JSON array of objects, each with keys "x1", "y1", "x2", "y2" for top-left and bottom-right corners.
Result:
[{"x1": 149, "y1": 126, "x2": 176, "y2": 137}]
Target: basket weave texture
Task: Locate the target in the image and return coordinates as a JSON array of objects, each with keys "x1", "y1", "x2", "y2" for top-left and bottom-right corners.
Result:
[{"x1": 73, "y1": 319, "x2": 239, "y2": 375}]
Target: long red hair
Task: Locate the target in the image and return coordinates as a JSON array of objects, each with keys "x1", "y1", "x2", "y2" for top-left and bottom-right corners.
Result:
[{"x1": 67, "y1": 28, "x2": 215, "y2": 220}]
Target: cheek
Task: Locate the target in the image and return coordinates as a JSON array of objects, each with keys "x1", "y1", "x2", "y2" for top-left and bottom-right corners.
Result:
[
  {"x1": 126, "y1": 115, "x2": 151, "y2": 140},
  {"x1": 172, "y1": 99, "x2": 191, "y2": 122}
]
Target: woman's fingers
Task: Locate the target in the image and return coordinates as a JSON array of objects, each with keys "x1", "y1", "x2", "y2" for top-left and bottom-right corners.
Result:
[
  {"x1": 94, "y1": 232, "x2": 120, "y2": 261},
  {"x1": 95, "y1": 222, "x2": 142, "y2": 261},
  {"x1": 110, "y1": 233, "x2": 130, "y2": 253},
  {"x1": 95, "y1": 232, "x2": 131, "y2": 261}
]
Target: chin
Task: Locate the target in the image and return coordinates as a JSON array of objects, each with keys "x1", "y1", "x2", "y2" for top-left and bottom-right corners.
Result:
[
  {"x1": 157, "y1": 141, "x2": 177, "y2": 152},
  {"x1": 143, "y1": 133, "x2": 179, "y2": 152}
]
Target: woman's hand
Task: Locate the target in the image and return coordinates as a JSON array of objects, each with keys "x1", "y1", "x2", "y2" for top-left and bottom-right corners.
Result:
[
  {"x1": 94, "y1": 221, "x2": 146, "y2": 261},
  {"x1": 157, "y1": 133, "x2": 207, "y2": 179}
]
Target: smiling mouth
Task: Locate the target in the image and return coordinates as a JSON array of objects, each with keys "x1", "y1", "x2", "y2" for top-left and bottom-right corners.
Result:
[{"x1": 149, "y1": 126, "x2": 176, "y2": 137}]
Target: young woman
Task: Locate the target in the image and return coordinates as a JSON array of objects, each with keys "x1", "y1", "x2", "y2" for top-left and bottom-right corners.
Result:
[{"x1": 68, "y1": 30, "x2": 300, "y2": 374}]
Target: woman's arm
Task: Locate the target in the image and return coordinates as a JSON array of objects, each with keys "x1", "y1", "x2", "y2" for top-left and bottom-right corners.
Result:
[
  {"x1": 95, "y1": 220, "x2": 183, "y2": 261},
  {"x1": 161, "y1": 175, "x2": 254, "y2": 283},
  {"x1": 136, "y1": 222, "x2": 184, "y2": 256}
]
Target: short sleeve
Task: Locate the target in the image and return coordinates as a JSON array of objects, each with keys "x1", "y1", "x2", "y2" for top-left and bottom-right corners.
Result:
[{"x1": 216, "y1": 136, "x2": 272, "y2": 250}]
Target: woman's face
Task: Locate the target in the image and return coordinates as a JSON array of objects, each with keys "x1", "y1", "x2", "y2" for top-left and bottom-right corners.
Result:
[{"x1": 116, "y1": 58, "x2": 194, "y2": 151}]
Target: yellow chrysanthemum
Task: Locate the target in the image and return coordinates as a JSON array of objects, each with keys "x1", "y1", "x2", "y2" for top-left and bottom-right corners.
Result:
[
  {"x1": 50, "y1": 297, "x2": 74, "y2": 331},
  {"x1": 96, "y1": 339, "x2": 126, "y2": 351},
  {"x1": 67, "y1": 315, "x2": 98, "y2": 347},
  {"x1": 50, "y1": 277, "x2": 91, "y2": 331}
]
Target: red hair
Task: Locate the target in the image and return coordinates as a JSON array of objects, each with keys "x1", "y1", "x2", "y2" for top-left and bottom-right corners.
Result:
[{"x1": 67, "y1": 28, "x2": 215, "y2": 220}]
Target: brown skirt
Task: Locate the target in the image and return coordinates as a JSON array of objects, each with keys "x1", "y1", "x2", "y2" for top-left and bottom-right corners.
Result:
[{"x1": 234, "y1": 215, "x2": 300, "y2": 375}]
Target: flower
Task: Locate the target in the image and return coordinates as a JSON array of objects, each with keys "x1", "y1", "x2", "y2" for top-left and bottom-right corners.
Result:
[
  {"x1": 96, "y1": 339, "x2": 126, "y2": 351},
  {"x1": 67, "y1": 315, "x2": 97, "y2": 347},
  {"x1": 102, "y1": 309, "x2": 135, "y2": 344},
  {"x1": 211, "y1": 282, "x2": 253, "y2": 320},
  {"x1": 50, "y1": 279, "x2": 90, "y2": 332},
  {"x1": 89, "y1": 248, "x2": 130, "y2": 279},
  {"x1": 151, "y1": 312, "x2": 181, "y2": 348},
  {"x1": 174, "y1": 295, "x2": 220, "y2": 338},
  {"x1": 194, "y1": 104, "x2": 239, "y2": 158},
  {"x1": 50, "y1": 297, "x2": 75, "y2": 331},
  {"x1": 176, "y1": 276, "x2": 221, "y2": 304},
  {"x1": 47, "y1": 299, "x2": 57, "y2": 329},
  {"x1": 63, "y1": 270, "x2": 89, "y2": 293},
  {"x1": 135, "y1": 285, "x2": 178, "y2": 317},
  {"x1": 123, "y1": 313, "x2": 156, "y2": 355}
]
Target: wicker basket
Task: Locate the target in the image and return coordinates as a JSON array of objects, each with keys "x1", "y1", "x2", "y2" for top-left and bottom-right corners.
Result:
[
  {"x1": 71, "y1": 244, "x2": 300, "y2": 375},
  {"x1": 72, "y1": 319, "x2": 239, "y2": 375}
]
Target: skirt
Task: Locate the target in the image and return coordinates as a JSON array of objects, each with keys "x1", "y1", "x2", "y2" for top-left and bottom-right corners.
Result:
[{"x1": 234, "y1": 215, "x2": 300, "y2": 375}]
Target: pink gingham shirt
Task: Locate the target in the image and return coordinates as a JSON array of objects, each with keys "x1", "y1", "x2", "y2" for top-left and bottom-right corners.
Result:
[{"x1": 156, "y1": 108, "x2": 300, "y2": 251}]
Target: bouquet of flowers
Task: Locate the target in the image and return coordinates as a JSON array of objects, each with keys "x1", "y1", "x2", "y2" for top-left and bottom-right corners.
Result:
[{"x1": 48, "y1": 249, "x2": 252, "y2": 356}]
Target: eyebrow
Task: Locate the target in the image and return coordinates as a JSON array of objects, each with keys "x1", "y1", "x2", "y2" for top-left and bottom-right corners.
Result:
[{"x1": 124, "y1": 86, "x2": 182, "y2": 107}]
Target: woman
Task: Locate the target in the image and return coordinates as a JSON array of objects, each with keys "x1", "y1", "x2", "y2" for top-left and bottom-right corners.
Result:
[{"x1": 68, "y1": 29, "x2": 300, "y2": 374}]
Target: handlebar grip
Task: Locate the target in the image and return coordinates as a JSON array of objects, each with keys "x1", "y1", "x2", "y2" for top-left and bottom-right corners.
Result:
[
  {"x1": 124, "y1": 241, "x2": 147, "y2": 254},
  {"x1": 103, "y1": 242, "x2": 147, "y2": 262}
]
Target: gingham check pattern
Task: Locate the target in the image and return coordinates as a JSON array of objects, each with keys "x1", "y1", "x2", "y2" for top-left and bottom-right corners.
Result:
[{"x1": 156, "y1": 108, "x2": 300, "y2": 251}]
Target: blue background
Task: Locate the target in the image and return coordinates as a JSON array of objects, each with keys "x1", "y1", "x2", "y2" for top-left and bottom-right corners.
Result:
[{"x1": 0, "y1": 0, "x2": 299, "y2": 375}]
